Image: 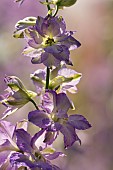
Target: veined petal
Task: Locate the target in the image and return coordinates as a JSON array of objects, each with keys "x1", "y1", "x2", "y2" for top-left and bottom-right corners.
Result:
[
  {"x1": 55, "y1": 93, "x2": 72, "y2": 118},
  {"x1": 61, "y1": 35, "x2": 81, "y2": 50},
  {"x1": 23, "y1": 46, "x2": 43, "y2": 59},
  {"x1": 10, "y1": 152, "x2": 36, "y2": 169},
  {"x1": 41, "y1": 52, "x2": 60, "y2": 67},
  {"x1": 43, "y1": 150, "x2": 64, "y2": 160},
  {"x1": 44, "y1": 45, "x2": 63, "y2": 54},
  {"x1": 60, "y1": 123, "x2": 80, "y2": 148},
  {"x1": 31, "y1": 129, "x2": 45, "y2": 149},
  {"x1": 15, "y1": 129, "x2": 33, "y2": 153},
  {"x1": 28, "y1": 110, "x2": 51, "y2": 128},
  {"x1": 43, "y1": 131, "x2": 58, "y2": 145},
  {"x1": 0, "y1": 121, "x2": 16, "y2": 147},
  {"x1": 41, "y1": 18, "x2": 60, "y2": 37},
  {"x1": 68, "y1": 114, "x2": 91, "y2": 130}
]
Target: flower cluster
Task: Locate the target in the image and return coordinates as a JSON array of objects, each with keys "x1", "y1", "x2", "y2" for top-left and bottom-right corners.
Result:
[{"x1": 0, "y1": 0, "x2": 91, "y2": 169}]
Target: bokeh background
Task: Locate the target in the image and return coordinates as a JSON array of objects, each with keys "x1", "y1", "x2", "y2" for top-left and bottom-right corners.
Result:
[{"x1": 0, "y1": 0, "x2": 113, "y2": 169}]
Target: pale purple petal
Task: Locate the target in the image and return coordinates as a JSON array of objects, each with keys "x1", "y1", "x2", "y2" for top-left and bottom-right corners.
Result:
[
  {"x1": 68, "y1": 114, "x2": 92, "y2": 130},
  {"x1": 58, "y1": 68, "x2": 79, "y2": 78},
  {"x1": 0, "y1": 120, "x2": 15, "y2": 143},
  {"x1": 28, "y1": 39, "x2": 41, "y2": 49},
  {"x1": 0, "y1": 139, "x2": 16, "y2": 152},
  {"x1": 0, "y1": 150, "x2": 11, "y2": 167},
  {"x1": 30, "y1": 69, "x2": 46, "y2": 95},
  {"x1": 35, "y1": 16, "x2": 46, "y2": 36}
]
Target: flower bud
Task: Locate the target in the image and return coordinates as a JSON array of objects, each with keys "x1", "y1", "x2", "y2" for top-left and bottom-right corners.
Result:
[{"x1": 0, "y1": 76, "x2": 37, "y2": 119}]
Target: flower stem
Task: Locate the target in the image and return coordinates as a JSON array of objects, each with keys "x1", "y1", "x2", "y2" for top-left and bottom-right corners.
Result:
[
  {"x1": 30, "y1": 99, "x2": 39, "y2": 110},
  {"x1": 46, "y1": 0, "x2": 51, "y2": 11},
  {"x1": 53, "y1": 5, "x2": 59, "y2": 17},
  {"x1": 46, "y1": 67, "x2": 50, "y2": 89}
]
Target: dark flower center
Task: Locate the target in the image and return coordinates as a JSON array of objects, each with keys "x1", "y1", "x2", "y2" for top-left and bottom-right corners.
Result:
[{"x1": 45, "y1": 37, "x2": 55, "y2": 46}]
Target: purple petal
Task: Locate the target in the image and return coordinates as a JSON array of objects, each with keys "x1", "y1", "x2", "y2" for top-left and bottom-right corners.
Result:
[
  {"x1": 44, "y1": 151, "x2": 64, "y2": 160},
  {"x1": 35, "y1": 16, "x2": 45, "y2": 36},
  {"x1": 41, "y1": 91, "x2": 55, "y2": 113},
  {"x1": 30, "y1": 69, "x2": 46, "y2": 95},
  {"x1": 60, "y1": 123, "x2": 80, "y2": 148},
  {"x1": 28, "y1": 110, "x2": 51, "y2": 128},
  {"x1": 68, "y1": 114, "x2": 91, "y2": 130},
  {"x1": 43, "y1": 131, "x2": 58, "y2": 145},
  {"x1": 0, "y1": 120, "x2": 15, "y2": 143},
  {"x1": 41, "y1": 52, "x2": 60, "y2": 67},
  {"x1": 28, "y1": 39, "x2": 41, "y2": 49},
  {"x1": 44, "y1": 45, "x2": 63, "y2": 54},
  {"x1": 15, "y1": 129, "x2": 32, "y2": 153},
  {"x1": 0, "y1": 139, "x2": 16, "y2": 152},
  {"x1": 0, "y1": 156, "x2": 16, "y2": 170},
  {"x1": 10, "y1": 152, "x2": 36, "y2": 169},
  {"x1": 41, "y1": 18, "x2": 60, "y2": 37},
  {"x1": 54, "y1": 45, "x2": 70, "y2": 61},
  {"x1": 28, "y1": 28, "x2": 43, "y2": 44},
  {"x1": 31, "y1": 129, "x2": 45, "y2": 148},
  {"x1": 55, "y1": 93, "x2": 72, "y2": 118},
  {"x1": 0, "y1": 150, "x2": 11, "y2": 167},
  {"x1": 37, "y1": 160, "x2": 57, "y2": 170},
  {"x1": 61, "y1": 35, "x2": 81, "y2": 50}
]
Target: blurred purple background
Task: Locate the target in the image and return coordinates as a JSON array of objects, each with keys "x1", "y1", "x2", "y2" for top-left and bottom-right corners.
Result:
[{"x1": 0, "y1": 0, "x2": 113, "y2": 169}]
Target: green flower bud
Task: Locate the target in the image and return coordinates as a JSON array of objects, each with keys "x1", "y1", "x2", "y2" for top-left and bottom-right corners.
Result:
[{"x1": 0, "y1": 76, "x2": 37, "y2": 119}]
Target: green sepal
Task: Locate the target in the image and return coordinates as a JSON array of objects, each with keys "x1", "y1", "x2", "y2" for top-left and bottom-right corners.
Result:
[
  {"x1": 30, "y1": 74, "x2": 46, "y2": 87},
  {"x1": 56, "y1": 0, "x2": 77, "y2": 8},
  {"x1": 49, "y1": 73, "x2": 82, "y2": 90},
  {"x1": 42, "y1": 147, "x2": 55, "y2": 154},
  {"x1": 4, "y1": 76, "x2": 37, "y2": 106}
]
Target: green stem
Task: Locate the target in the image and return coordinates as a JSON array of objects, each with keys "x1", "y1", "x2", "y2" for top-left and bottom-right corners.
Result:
[
  {"x1": 53, "y1": 5, "x2": 59, "y2": 17},
  {"x1": 30, "y1": 98, "x2": 39, "y2": 110},
  {"x1": 46, "y1": 67, "x2": 50, "y2": 89},
  {"x1": 46, "y1": 0, "x2": 51, "y2": 11}
]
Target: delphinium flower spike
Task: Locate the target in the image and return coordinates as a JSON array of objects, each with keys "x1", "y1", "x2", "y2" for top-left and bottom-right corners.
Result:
[{"x1": 0, "y1": 0, "x2": 91, "y2": 169}]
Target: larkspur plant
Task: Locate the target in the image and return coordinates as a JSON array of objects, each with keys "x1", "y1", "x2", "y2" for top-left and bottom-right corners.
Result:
[{"x1": 0, "y1": 0, "x2": 91, "y2": 169}]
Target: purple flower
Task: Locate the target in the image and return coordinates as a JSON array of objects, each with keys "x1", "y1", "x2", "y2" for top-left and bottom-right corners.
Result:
[
  {"x1": 0, "y1": 120, "x2": 62, "y2": 169},
  {"x1": 10, "y1": 129, "x2": 63, "y2": 170},
  {"x1": 30, "y1": 65, "x2": 82, "y2": 95},
  {"x1": 23, "y1": 15, "x2": 81, "y2": 67},
  {"x1": 28, "y1": 90, "x2": 91, "y2": 148},
  {"x1": 0, "y1": 76, "x2": 37, "y2": 119}
]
